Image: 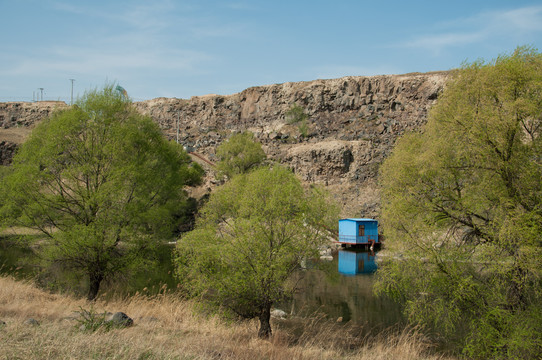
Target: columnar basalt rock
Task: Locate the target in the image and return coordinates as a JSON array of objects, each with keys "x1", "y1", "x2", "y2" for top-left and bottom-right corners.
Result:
[{"x1": 0, "y1": 72, "x2": 448, "y2": 217}]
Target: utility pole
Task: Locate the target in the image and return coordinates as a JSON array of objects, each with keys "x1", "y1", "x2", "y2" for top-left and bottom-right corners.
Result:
[
  {"x1": 176, "y1": 111, "x2": 180, "y2": 144},
  {"x1": 69, "y1": 79, "x2": 75, "y2": 105},
  {"x1": 38, "y1": 88, "x2": 44, "y2": 101}
]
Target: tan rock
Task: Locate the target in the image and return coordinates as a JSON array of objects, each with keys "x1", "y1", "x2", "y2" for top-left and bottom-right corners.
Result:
[{"x1": 0, "y1": 72, "x2": 448, "y2": 218}]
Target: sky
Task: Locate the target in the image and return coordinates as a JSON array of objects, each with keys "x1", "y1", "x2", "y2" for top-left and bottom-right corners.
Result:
[{"x1": 1, "y1": 0, "x2": 541, "y2": 102}]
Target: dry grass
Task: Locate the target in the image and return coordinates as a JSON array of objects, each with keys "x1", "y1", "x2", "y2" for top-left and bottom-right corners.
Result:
[{"x1": 0, "y1": 275, "x2": 454, "y2": 360}]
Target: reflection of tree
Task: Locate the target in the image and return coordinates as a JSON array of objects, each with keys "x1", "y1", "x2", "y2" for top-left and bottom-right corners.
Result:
[{"x1": 285, "y1": 261, "x2": 403, "y2": 328}]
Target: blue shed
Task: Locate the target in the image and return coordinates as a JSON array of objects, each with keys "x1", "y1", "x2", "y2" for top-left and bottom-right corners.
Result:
[{"x1": 338, "y1": 218, "x2": 379, "y2": 245}]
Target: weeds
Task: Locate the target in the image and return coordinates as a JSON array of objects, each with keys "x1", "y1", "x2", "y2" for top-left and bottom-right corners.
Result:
[{"x1": 74, "y1": 306, "x2": 114, "y2": 332}]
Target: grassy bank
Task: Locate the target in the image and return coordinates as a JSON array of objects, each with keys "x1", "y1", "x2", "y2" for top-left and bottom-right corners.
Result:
[{"x1": 0, "y1": 275, "x2": 453, "y2": 360}]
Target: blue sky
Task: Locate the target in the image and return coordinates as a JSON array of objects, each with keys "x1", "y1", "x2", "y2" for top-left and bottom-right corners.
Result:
[{"x1": 1, "y1": 0, "x2": 541, "y2": 102}]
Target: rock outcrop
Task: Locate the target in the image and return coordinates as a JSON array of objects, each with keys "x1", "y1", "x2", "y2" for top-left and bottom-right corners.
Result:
[
  {"x1": 0, "y1": 72, "x2": 448, "y2": 217},
  {"x1": 0, "y1": 141, "x2": 17, "y2": 165},
  {"x1": 134, "y1": 71, "x2": 448, "y2": 216},
  {"x1": 0, "y1": 101, "x2": 67, "y2": 129}
]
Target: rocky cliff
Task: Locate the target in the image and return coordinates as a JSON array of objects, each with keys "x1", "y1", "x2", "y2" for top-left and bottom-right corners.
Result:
[
  {"x1": 0, "y1": 72, "x2": 448, "y2": 216},
  {"x1": 0, "y1": 101, "x2": 68, "y2": 165}
]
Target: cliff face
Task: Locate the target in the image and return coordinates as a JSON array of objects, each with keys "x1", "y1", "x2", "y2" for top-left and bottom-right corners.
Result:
[
  {"x1": 0, "y1": 101, "x2": 68, "y2": 165},
  {"x1": 0, "y1": 72, "x2": 448, "y2": 216},
  {"x1": 134, "y1": 72, "x2": 448, "y2": 216},
  {"x1": 0, "y1": 101, "x2": 68, "y2": 130}
]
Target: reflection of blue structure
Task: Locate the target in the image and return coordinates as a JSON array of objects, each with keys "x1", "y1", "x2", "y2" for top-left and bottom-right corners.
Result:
[
  {"x1": 338, "y1": 218, "x2": 379, "y2": 245},
  {"x1": 338, "y1": 250, "x2": 378, "y2": 275}
]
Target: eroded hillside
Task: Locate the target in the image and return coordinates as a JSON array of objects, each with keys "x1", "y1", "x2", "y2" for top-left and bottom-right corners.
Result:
[{"x1": 0, "y1": 72, "x2": 448, "y2": 217}]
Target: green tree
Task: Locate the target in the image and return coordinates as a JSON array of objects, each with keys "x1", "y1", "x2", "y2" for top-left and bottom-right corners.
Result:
[
  {"x1": 0, "y1": 86, "x2": 203, "y2": 300},
  {"x1": 376, "y1": 47, "x2": 542, "y2": 358},
  {"x1": 175, "y1": 165, "x2": 338, "y2": 338},
  {"x1": 215, "y1": 131, "x2": 266, "y2": 179}
]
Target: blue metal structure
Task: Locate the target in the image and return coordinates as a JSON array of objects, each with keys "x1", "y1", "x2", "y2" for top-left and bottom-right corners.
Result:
[
  {"x1": 338, "y1": 218, "x2": 379, "y2": 245},
  {"x1": 338, "y1": 249, "x2": 378, "y2": 275}
]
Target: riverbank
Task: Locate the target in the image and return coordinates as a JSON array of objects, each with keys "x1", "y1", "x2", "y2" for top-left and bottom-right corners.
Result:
[{"x1": 0, "y1": 275, "x2": 453, "y2": 360}]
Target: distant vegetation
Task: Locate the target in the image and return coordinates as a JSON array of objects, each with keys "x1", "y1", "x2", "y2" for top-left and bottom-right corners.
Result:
[
  {"x1": 377, "y1": 46, "x2": 542, "y2": 359},
  {"x1": 286, "y1": 103, "x2": 310, "y2": 138}
]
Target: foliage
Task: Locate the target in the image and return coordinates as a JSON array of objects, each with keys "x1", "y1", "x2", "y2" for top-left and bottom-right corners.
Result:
[
  {"x1": 215, "y1": 131, "x2": 266, "y2": 179},
  {"x1": 298, "y1": 119, "x2": 309, "y2": 138},
  {"x1": 376, "y1": 47, "x2": 542, "y2": 359},
  {"x1": 0, "y1": 85, "x2": 203, "y2": 300},
  {"x1": 286, "y1": 103, "x2": 310, "y2": 138},
  {"x1": 286, "y1": 103, "x2": 308, "y2": 125},
  {"x1": 175, "y1": 165, "x2": 338, "y2": 338},
  {"x1": 74, "y1": 306, "x2": 114, "y2": 332},
  {"x1": 0, "y1": 166, "x2": 11, "y2": 211}
]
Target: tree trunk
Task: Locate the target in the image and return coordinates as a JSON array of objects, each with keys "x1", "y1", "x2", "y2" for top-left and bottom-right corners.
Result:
[
  {"x1": 258, "y1": 304, "x2": 272, "y2": 339},
  {"x1": 87, "y1": 271, "x2": 104, "y2": 301}
]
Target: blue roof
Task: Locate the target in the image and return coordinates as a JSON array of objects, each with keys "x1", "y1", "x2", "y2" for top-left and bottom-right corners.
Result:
[{"x1": 340, "y1": 218, "x2": 377, "y2": 222}]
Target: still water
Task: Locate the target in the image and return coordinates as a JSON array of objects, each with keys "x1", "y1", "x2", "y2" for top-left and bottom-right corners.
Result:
[{"x1": 281, "y1": 248, "x2": 404, "y2": 329}]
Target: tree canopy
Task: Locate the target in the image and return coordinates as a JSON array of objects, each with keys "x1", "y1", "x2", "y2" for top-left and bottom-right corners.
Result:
[
  {"x1": 0, "y1": 86, "x2": 203, "y2": 300},
  {"x1": 215, "y1": 131, "x2": 266, "y2": 179},
  {"x1": 175, "y1": 165, "x2": 338, "y2": 338},
  {"x1": 376, "y1": 47, "x2": 542, "y2": 358}
]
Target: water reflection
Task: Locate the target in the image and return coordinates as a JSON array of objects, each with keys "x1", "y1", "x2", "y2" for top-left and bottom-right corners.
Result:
[
  {"x1": 280, "y1": 250, "x2": 404, "y2": 328},
  {"x1": 338, "y1": 249, "x2": 377, "y2": 275}
]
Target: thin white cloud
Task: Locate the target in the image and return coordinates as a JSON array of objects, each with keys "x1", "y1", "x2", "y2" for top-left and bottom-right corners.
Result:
[
  {"x1": 5, "y1": 45, "x2": 212, "y2": 77},
  {"x1": 493, "y1": 6, "x2": 542, "y2": 33},
  {"x1": 401, "y1": 5, "x2": 542, "y2": 53},
  {"x1": 3, "y1": 0, "x2": 246, "y2": 80},
  {"x1": 52, "y1": 0, "x2": 245, "y2": 39},
  {"x1": 52, "y1": 1, "x2": 178, "y2": 31},
  {"x1": 405, "y1": 32, "x2": 486, "y2": 50}
]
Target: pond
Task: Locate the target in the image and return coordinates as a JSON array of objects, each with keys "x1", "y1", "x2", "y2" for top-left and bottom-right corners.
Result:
[{"x1": 279, "y1": 248, "x2": 404, "y2": 330}]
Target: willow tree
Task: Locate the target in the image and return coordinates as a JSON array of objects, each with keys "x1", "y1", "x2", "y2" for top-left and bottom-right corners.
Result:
[
  {"x1": 1, "y1": 86, "x2": 203, "y2": 300},
  {"x1": 175, "y1": 165, "x2": 338, "y2": 338},
  {"x1": 376, "y1": 47, "x2": 542, "y2": 358}
]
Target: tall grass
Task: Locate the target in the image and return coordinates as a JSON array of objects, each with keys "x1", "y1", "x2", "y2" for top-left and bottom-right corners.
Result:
[{"x1": 0, "y1": 275, "x2": 454, "y2": 359}]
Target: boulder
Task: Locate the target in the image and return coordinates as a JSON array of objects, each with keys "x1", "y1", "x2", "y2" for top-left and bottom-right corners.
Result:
[
  {"x1": 24, "y1": 318, "x2": 39, "y2": 326},
  {"x1": 271, "y1": 309, "x2": 287, "y2": 319},
  {"x1": 106, "y1": 312, "x2": 133, "y2": 327}
]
